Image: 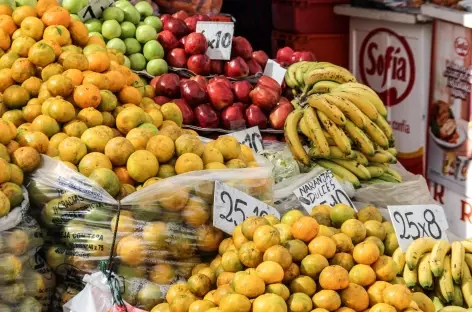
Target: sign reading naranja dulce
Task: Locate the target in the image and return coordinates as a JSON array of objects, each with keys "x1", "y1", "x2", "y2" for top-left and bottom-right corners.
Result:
[{"x1": 349, "y1": 19, "x2": 432, "y2": 175}]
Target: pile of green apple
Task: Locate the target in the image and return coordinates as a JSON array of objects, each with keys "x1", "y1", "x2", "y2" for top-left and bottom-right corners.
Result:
[{"x1": 81, "y1": 0, "x2": 168, "y2": 76}]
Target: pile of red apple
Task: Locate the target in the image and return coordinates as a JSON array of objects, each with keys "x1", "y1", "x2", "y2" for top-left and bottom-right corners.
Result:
[
  {"x1": 275, "y1": 46, "x2": 316, "y2": 67},
  {"x1": 157, "y1": 10, "x2": 269, "y2": 78},
  {"x1": 150, "y1": 73, "x2": 294, "y2": 130}
]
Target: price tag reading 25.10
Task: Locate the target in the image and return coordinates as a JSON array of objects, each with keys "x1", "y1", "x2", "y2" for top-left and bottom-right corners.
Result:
[
  {"x1": 213, "y1": 181, "x2": 280, "y2": 234},
  {"x1": 226, "y1": 126, "x2": 264, "y2": 154},
  {"x1": 388, "y1": 204, "x2": 449, "y2": 252},
  {"x1": 196, "y1": 21, "x2": 234, "y2": 60}
]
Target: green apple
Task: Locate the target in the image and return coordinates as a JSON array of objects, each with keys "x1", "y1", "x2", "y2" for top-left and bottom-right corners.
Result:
[
  {"x1": 102, "y1": 20, "x2": 121, "y2": 40},
  {"x1": 103, "y1": 7, "x2": 124, "y2": 22},
  {"x1": 146, "y1": 59, "x2": 168, "y2": 76},
  {"x1": 143, "y1": 16, "x2": 162, "y2": 32},
  {"x1": 135, "y1": 24, "x2": 156, "y2": 44},
  {"x1": 62, "y1": 0, "x2": 84, "y2": 13},
  {"x1": 134, "y1": 1, "x2": 153, "y2": 18},
  {"x1": 0, "y1": 0, "x2": 15, "y2": 7},
  {"x1": 88, "y1": 31, "x2": 103, "y2": 39},
  {"x1": 107, "y1": 38, "x2": 126, "y2": 54},
  {"x1": 123, "y1": 6, "x2": 140, "y2": 25},
  {"x1": 114, "y1": 0, "x2": 133, "y2": 10},
  {"x1": 120, "y1": 21, "x2": 136, "y2": 39},
  {"x1": 123, "y1": 55, "x2": 131, "y2": 68},
  {"x1": 129, "y1": 53, "x2": 146, "y2": 71},
  {"x1": 84, "y1": 18, "x2": 102, "y2": 33},
  {"x1": 124, "y1": 38, "x2": 141, "y2": 54},
  {"x1": 143, "y1": 40, "x2": 164, "y2": 61}
]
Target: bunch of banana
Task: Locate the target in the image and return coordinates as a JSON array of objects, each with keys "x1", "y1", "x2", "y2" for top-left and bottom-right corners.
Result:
[{"x1": 393, "y1": 238, "x2": 472, "y2": 309}]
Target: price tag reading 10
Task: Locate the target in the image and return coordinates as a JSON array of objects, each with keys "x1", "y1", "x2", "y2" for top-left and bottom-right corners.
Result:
[
  {"x1": 213, "y1": 181, "x2": 280, "y2": 234},
  {"x1": 196, "y1": 22, "x2": 234, "y2": 61},
  {"x1": 226, "y1": 126, "x2": 264, "y2": 153},
  {"x1": 387, "y1": 204, "x2": 449, "y2": 252}
]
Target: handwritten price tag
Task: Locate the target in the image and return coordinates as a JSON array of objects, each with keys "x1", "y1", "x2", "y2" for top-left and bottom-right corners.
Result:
[
  {"x1": 213, "y1": 181, "x2": 280, "y2": 234},
  {"x1": 263, "y1": 60, "x2": 287, "y2": 86},
  {"x1": 388, "y1": 204, "x2": 449, "y2": 252},
  {"x1": 293, "y1": 170, "x2": 355, "y2": 213},
  {"x1": 196, "y1": 21, "x2": 234, "y2": 60},
  {"x1": 78, "y1": 0, "x2": 113, "y2": 21},
  {"x1": 226, "y1": 126, "x2": 264, "y2": 154}
]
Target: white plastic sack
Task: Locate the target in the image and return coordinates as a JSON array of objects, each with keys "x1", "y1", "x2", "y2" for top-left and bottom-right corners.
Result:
[{"x1": 0, "y1": 186, "x2": 30, "y2": 232}]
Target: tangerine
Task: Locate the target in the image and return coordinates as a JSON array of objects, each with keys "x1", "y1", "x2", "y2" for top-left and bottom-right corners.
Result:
[
  {"x1": 41, "y1": 6, "x2": 70, "y2": 27},
  {"x1": 43, "y1": 25, "x2": 70, "y2": 46},
  {"x1": 87, "y1": 51, "x2": 110, "y2": 73},
  {"x1": 28, "y1": 42, "x2": 55, "y2": 67},
  {"x1": 0, "y1": 15, "x2": 17, "y2": 36},
  {"x1": 12, "y1": 6, "x2": 37, "y2": 26},
  {"x1": 291, "y1": 216, "x2": 319, "y2": 243},
  {"x1": 20, "y1": 16, "x2": 43, "y2": 41},
  {"x1": 0, "y1": 29, "x2": 10, "y2": 51},
  {"x1": 73, "y1": 84, "x2": 101, "y2": 109},
  {"x1": 68, "y1": 20, "x2": 88, "y2": 47}
]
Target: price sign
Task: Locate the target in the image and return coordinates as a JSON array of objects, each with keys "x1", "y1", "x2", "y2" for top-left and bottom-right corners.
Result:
[
  {"x1": 213, "y1": 181, "x2": 280, "y2": 234},
  {"x1": 78, "y1": 0, "x2": 113, "y2": 21},
  {"x1": 263, "y1": 60, "x2": 287, "y2": 86},
  {"x1": 293, "y1": 170, "x2": 355, "y2": 213},
  {"x1": 388, "y1": 204, "x2": 449, "y2": 252},
  {"x1": 226, "y1": 126, "x2": 264, "y2": 153},
  {"x1": 196, "y1": 21, "x2": 234, "y2": 60}
]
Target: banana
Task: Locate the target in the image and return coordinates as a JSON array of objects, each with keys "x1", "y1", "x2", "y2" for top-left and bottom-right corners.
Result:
[
  {"x1": 284, "y1": 110, "x2": 310, "y2": 165},
  {"x1": 403, "y1": 263, "x2": 418, "y2": 288},
  {"x1": 296, "y1": 62, "x2": 316, "y2": 88},
  {"x1": 439, "y1": 255, "x2": 454, "y2": 303},
  {"x1": 462, "y1": 263, "x2": 472, "y2": 308},
  {"x1": 393, "y1": 247, "x2": 406, "y2": 274},
  {"x1": 299, "y1": 114, "x2": 311, "y2": 139},
  {"x1": 323, "y1": 94, "x2": 366, "y2": 129},
  {"x1": 303, "y1": 62, "x2": 340, "y2": 85},
  {"x1": 286, "y1": 62, "x2": 306, "y2": 89},
  {"x1": 308, "y1": 95, "x2": 346, "y2": 126},
  {"x1": 465, "y1": 253, "x2": 472, "y2": 272},
  {"x1": 317, "y1": 110, "x2": 351, "y2": 155},
  {"x1": 328, "y1": 146, "x2": 356, "y2": 160},
  {"x1": 344, "y1": 120, "x2": 375, "y2": 156},
  {"x1": 418, "y1": 253, "x2": 433, "y2": 289},
  {"x1": 332, "y1": 82, "x2": 388, "y2": 117},
  {"x1": 331, "y1": 91, "x2": 379, "y2": 121},
  {"x1": 315, "y1": 159, "x2": 360, "y2": 188},
  {"x1": 324, "y1": 131, "x2": 336, "y2": 146},
  {"x1": 378, "y1": 173, "x2": 401, "y2": 183},
  {"x1": 307, "y1": 80, "x2": 340, "y2": 94},
  {"x1": 430, "y1": 240, "x2": 452, "y2": 277},
  {"x1": 452, "y1": 284, "x2": 464, "y2": 307},
  {"x1": 304, "y1": 67, "x2": 356, "y2": 93},
  {"x1": 366, "y1": 165, "x2": 385, "y2": 178},
  {"x1": 406, "y1": 237, "x2": 437, "y2": 270},
  {"x1": 375, "y1": 115, "x2": 393, "y2": 139},
  {"x1": 438, "y1": 306, "x2": 468, "y2": 312},
  {"x1": 330, "y1": 159, "x2": 371, "y2": 180},
  {"x1": 461, "y1": 240, "x2": 472, "y2": 253},
  {"x1": 354, "y1": 151, "x2": 368, "y2": 166},
  {"x1": 366, "y1": 150, "x2": 394, "y2": 163},
  {"x1": 384, "y1": 167, "x2": 403, "y2": 183},
  {"x1": 452, "y1": 241, "x2": 466, "y2": 284},
  {"x1": 431, "y1": 295, "x2": 445, "y2": 311},
  {"x1": 387, "y1": 147, "x2": 398, "y2": 157},
  {"x1": 364, "y1": 118, "x2": 390, "y2": 149},
  {"x1": 304, "y1": 107, "x2": 330, "y2": 157},
  {"x1": 308, "y1": 145, "x2": 322, "y2": 158}
]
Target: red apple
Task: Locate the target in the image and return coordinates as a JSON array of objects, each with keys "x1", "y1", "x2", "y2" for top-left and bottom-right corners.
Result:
[
  {"x1": 207, "y1": 81, "x2": 234, "y2": 111},
  {"x1": 224, "y1": 57, "x2": 249, "y2": 78},
  {"x1": 276, "y1": 46, "x2": 294, "y2": 66},
  {"x1": 209, "y1": 75, "x2": 231, "y2": 89},
  {"x1": 269, "y1": 102, "x2": 294, "y2": 129},
  {"x1": 153, "y1": 95, "x2": 171, "y2": 105},
  {"x1": 154, "y1": 73, "x2": 180, "y2": 98},
  {"x1": 157, "y1": 30, "x2": 179, "y2": 51},
  {"x1": 149, "y1": 76, "x2": 159, "y2": 89},
  {"x1": 187, "y1": 54, "x2": 211, "y2": 75},
  {"x1": 194, "y1": 104, "x2": 219, "y2": 128},
  {"x1": 232, "y1": 80, "x2": 252, "y2": 103},
  {"x1": 190, "y1": 75, "x2": 208, "y2": 89},
  {"x1": 167, "y1": 48, "x2": 187, "y2": 68},
  {"x1": 233, "y1": 102, "x2": 246, "y2": 115},
  {"x1": 221, "y1": 104, "x2": 246, "y2": 130},
  {"x1": 180, "y1": 80, "x2": 207, "y2": 106},
  {"x1": 163, "y1": 17, "x2": 189, "y2": 38},
  {"x1": 252, "y1": 50, "x2": 269, "y2": 67},
  {"x1": 196, "y1": 14, "x2": 211, "y2": 21},
  {"x1": 249, "y1": 85, "x2": 279, "y2": 112},
  {"x1": 247, "y1": 58, "x2": 262, "y2": 75},
  {"x1": 160, "y1": 14, "x2": 172, "y2": 24},
  {"x1": 291, "y1": 51, "x2": 316, "y2": 64},
  {"x1": 172, "y1": 98, "x2": 194, "y2": 124},
  {"x1": 210, "y1": 60, "x2": 224, "y2": 74},
  {"x1": 179, "y1": 35, "x2": 187, "y2": 48},
  {"x1": 279, "y1": 96, "x2": 291, "y2": 106},
  {"x1": 172, "y1": 10, "x2": 188, "y2": 20},
  {"x1": 231, "y1": 36, "x2": 253, "y2": 60},
  {"x1": 245, "y1": 104, "x2": 267, "y2": 129},
  {"x1": 262, "y1": 134, "x2": 278, "y2": 142},
  {"x1": 258, "y1": 76, "x2": 281, "y2": 95},
  {"x1": 184, "y1": 16, "x2": 198, "y2": 32},
  {"x1": 184, "y1": 32, "x2": 208, "y2": 55}
]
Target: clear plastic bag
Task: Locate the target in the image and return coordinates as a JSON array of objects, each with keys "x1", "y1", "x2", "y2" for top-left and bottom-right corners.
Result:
[
  {"x1": 0, "y1": 186, "x2": 30, "y2": 232},
  {"x1": 28, "y1": 155, "x2": 273, "y2": 311}
]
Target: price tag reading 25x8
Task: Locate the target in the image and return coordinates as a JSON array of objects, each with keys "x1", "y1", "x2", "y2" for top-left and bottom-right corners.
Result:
[
  {"x1": 196, "y1": 21, "x2": 234, "y2": 60},
  {"x1": 388, "y1": 204, "x2": 449, "y2": 252},
  {"x1": 213, "y1": 181, "x2": 280, "y2": 234}
]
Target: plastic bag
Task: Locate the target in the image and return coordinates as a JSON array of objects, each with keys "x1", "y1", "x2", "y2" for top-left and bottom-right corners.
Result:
[
  {"x1": 0, "y1": 186, "x2": 30, "y2": 232},
  {"x1": 28, "y1": 154, "x2": 273, "y2": 311}
]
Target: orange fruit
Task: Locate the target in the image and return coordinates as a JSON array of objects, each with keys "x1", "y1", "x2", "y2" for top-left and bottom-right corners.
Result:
[
  {"x1": 43, "y1": 25, "x2": 70, "y2": 46},
  {"x1": 87, "y1": 35, "x2": 106, "y2": 47},
  {"x1": 28, "y1": 42, "x2": 56, "y2": 67},
  {"x1": 105, "y1": 71, "x2": 126, "y2": 92},
  {"x1": 73, "y1": 84, "x2": 101, "y2": 109},
  {"x1": 0, "y1": 68, "x2": 14, "y2": 92},
  {"x1": 40, "y1": 39, "x2": 62, "y2": 58},
  {"x1": 20, "y1": 17, "x2": 44, "y2": 41},
  {"x1": 42, "y1": 6, "x2": 70, "y2": 27},
  {"x1": 0, "y1": 4, "x2": 13, "y2": 16},
  {"x1": 291, "y1": 216, "x2": 320, "y2": 243},
  {"x1": 10, "y1": 36, "x2": 36, "y2": 57},
  {"x1": 87, "y1": 51, "x2": 110, "y2": 73},
  {"x1": 119, "y1": 85, "x2": 142, "y2": 105},
  {"x1": 63, "y1": 69, "x2": 83, "y2": 86},
  {"x1": 82, "y1": 72, "x2": 109, "y2": 90},
  {"x1": 37, "y1": 0, "x2": 59, "y2": 17},
  {"x1": 11, "y1": 58, "x2": 36, "y2": 83},
  {"x1": 12, "y1": 6, "x2": 37, "y2": 26},
  {"x1": 0, "y1": 15, "x2": 17, "y2": 36},
  {"x1": 0, "y1": 28, "x2": 11, "y2": 51},
  {"x1": 62, "y1": 52, "x2": 88, "y2": 71},
  {"x1": 68, "y1": 20, "x2": 88, "y2": 47}
]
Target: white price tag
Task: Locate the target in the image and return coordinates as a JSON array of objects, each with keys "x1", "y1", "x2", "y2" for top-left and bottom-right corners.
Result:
[
  {"x1": 388, "y1": 204, "x2": 449, "y2": 252},
  {"x1": 78, "y1": 0, "x2": 113, "y2": 21},
  {"x1": 213, "y1": 181, "x2": 280, "y2": 234},
  {"x1": 196, "y1": 21, "x2": 234, "y2": 60},
  {"x1": 226, "y1": 126, "x2": 264, "y2": 154},
  {"x1": 263, "y1": 60, "x2": 287, "y2": 86},
  {"x1": 293, "y1": 170, "x2": 355, "y2": 213}
]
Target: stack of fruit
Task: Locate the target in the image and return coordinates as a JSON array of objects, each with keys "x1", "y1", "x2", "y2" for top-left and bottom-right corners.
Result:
[
  {"x1": 284, "y1": 61, "x2": 402, "y2": 187},
  {"x1": 397, "y1": 237, "x2": 472, "y2": 310},
  {"x1": 275, "y1": 46, "x2": 316, "y2": 68},
  {"x1": 150, "y1": 204, "x2": 440, "y2": 312},
  {"x1": 82, "y1": 0, "x2": 167, "y2": 76}
]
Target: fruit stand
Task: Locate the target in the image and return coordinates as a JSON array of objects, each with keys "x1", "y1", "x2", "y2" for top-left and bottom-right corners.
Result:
[{"x1": 0, "y1": 0, "x2": 470, "y2": 311}]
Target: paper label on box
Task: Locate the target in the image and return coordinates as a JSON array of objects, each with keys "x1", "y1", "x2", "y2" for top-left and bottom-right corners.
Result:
[
  {"x1": 263, "y1": 60, "x2": 286, "y2": 86},
  {"x1": 196, "y1": 21, "x2": 234, "y2": 61}
]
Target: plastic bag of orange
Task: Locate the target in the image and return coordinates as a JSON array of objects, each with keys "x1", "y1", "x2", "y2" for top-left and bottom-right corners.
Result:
[{"x1": 154, "y1": 0, "x2": 222, "y2": 15}]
